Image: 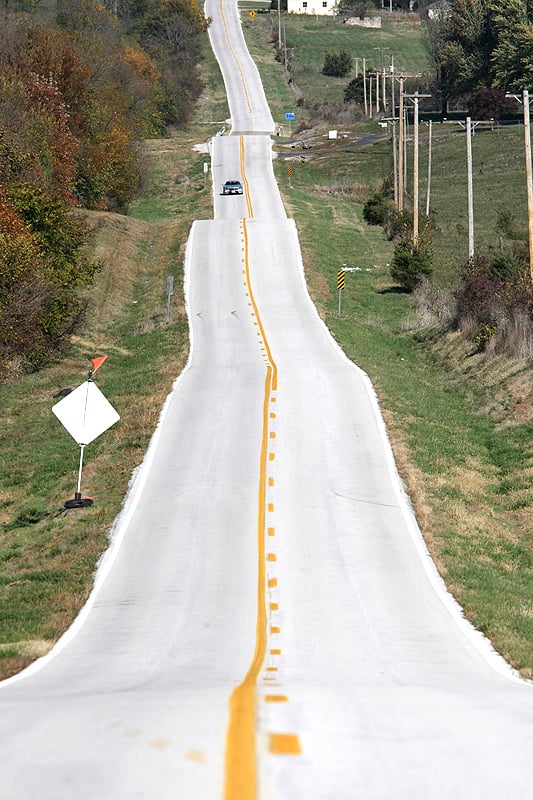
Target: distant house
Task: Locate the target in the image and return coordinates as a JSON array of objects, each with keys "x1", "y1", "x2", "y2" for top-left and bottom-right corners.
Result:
[{"x1": 287, "y1": 0, "x2": 338, "y2": 15}]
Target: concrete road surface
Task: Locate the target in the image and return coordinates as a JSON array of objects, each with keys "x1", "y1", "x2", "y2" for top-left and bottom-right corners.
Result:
[{"x1": 1, "y1": 1, "x2": 532, "y2": 798}]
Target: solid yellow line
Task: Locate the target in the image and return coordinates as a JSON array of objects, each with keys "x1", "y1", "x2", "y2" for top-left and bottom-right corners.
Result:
[
  {"x1": 219, "y1": 0, "x2": 253, "y2": 117},
  {"x1": 240, "y1": 136, "x2": 254, "y2": 219},
  {"x1": 223, "y1": 368, "x2": 272, "y2": 800},
  {"x1": 241, "y1": 216, "x2": 278, "y2": 390},
  {"x1": 223, "y1": 215, "x2": 278, "y2": 800}
]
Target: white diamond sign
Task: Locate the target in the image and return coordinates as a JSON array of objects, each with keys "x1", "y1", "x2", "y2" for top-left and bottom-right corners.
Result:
[{"x1": 53, "y1": 380, "x2": 120, "y2": 445}]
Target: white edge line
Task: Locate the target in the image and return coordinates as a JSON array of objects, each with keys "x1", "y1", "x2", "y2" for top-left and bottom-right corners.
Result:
[
  {"x1": 0, "y1": 221, "x2": 199, "y2": 689},
  {"x1": 284, "y1": 217, "x2": 532, "y2": 688}
]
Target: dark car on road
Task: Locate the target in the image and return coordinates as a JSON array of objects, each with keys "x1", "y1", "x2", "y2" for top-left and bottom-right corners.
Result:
[{"x1": 222, "y1": 180, "x2": 243, "y2": 195}]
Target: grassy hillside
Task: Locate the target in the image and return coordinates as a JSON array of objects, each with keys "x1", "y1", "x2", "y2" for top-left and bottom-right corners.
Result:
[
  {"x1": 1, "y1": 10, "x2": 532, "y2": 681},
  {"x1": 243, "y1": 10, "x2": 429, "y2": 117},
  {"x1": 242, "y1": 11, "x2": 533, "y2": 677},
  {"x1": 417, "y1": 124, "x2": 529, "y2": 283},
  {"x1": 0, "y1": 42, "x2": 228, "y2": 680}
]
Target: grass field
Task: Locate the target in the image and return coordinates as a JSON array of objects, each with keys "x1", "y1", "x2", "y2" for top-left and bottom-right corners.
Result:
[
  {"x1": 0, "y1": 42, "x2": 228, "y2": 680},
  {"x1": 416, "y1": 123, "x2": 529, "y2": 282},
  {"x1": 242, "y1": 10, "x2": 429, "y2": 111},
  {"x1": 1, "y1": 10, "x2": 532, "y2": 681},
  {"x1": 242, "y1": 12, "x2": 533, "y2": 677}
]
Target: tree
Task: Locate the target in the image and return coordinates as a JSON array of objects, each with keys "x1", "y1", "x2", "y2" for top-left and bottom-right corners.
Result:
[
  {"x1": 390, "y1": 235, "x2": 433, "y2": 291},
  {"x1": 336, "y1": 0, "x2": 380, "y2": 16},
  {"x1": 0, "y1": 70, "x2": 79, "y2": 201},
  {"x1": 344, "y1": 76, "x2": 365, "y2": 104},
  {"x1": 490, "y1": 0, "x2": 533, "y2": 91},
  {"x1": 426, "y1": 0, "x2": 496, "y2": 111},
  {"x1": 322, "y1": 51, "x2": 353, "y2": 78},
  {"x1": 7, "y1": 184, "x2": 100, "y2": 334},
  {"x1": 363, "y1": 192, "x2": 395, "y2": 225},
  {"x1": 25, "y1": 26, "x2": 92, "y2": 136}
]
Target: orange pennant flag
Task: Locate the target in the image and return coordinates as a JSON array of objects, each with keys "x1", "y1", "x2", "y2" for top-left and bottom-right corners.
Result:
[{"x1": 91, "y1": 355, "x2": 108, "y2": 374}]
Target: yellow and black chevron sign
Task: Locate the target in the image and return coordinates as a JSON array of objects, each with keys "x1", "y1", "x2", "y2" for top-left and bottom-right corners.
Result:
[
  {"x1": 287, "y1": 164, "x2": 292, "y2": 178},
  {"x1": 337, "y1": 269, "x2": 345, "y2": 291}
]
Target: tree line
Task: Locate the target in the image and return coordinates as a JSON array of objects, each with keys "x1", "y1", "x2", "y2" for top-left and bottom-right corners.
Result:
[
  {"x1": 426, "y1": 0, "x2": 533, "y2": 116},
  {"x1": 0, "y1": 0, "x2": 208, "y2": 381}
]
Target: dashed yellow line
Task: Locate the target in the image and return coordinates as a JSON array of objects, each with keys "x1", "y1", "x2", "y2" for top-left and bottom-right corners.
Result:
[
  {"x1": 223, "y1": 140, "x2": 299, "y2": 800},
  {"x1": 269, "y1": 733, "x2": 302, "y2": 755},
  {"x1": 223, "y1": 208, "x2": 277, "y2": 800}
]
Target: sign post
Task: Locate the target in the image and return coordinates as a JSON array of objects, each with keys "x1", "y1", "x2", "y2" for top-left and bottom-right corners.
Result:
[
  {"x1": 285, "y1": 111, "x2": 295, "y2": 137},
  {"x1": 166, "y1": 275, "x2": 174, "y2": 318},
  {"x1": 52, "y1": 356, "x2": 120, "y2": 511},
  {"x1": 337, "y1": 268, "x2": 346, "y2": 316}
]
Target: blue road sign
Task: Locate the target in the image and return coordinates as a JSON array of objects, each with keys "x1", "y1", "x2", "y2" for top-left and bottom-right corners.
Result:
[{"x1": 285, "y1": 112, "x2": 296, "y2": 120}]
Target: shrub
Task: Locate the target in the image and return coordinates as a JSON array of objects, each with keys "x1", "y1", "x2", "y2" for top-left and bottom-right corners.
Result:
[
  {"x1": 491, "y1": 248, "x2": 527, "y2": 279},
  {"x1": 468, "y1": 88, "x2": 515, "y2": 121},
  {"x1": 344, "y1": 76, "x2": 365, "y2": 104},
  {"x1": 363, "y1": 192, "x2": 395, "y2": 226},
  {"x1": 322, "y1": 51, "x2": 352, "y2": 78},
  {"x1": 455, "y1": 274, "x2": 502, "y2": 328},
  {"x1": 384, "y1": 208, "x2": 414, "y2": 241},
  {"x1": 413, "y1": 276, "x2": 456, "y2": 327},
  {"x1": 390, "y1": 235, "x2": 433, "y2": 292}
]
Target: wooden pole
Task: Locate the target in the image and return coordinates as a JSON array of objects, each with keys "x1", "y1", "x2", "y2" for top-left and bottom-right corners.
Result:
[
  {"x1": 467, "y1": 116, "x2": 474, "y2": 262},
  {"x1": 392, "y1": 121, "x2": 398, "y2": 206},
  {"x1": 523, "y1": 90, "x2": 533, "y2": 283},
  {"x1": 413, "y1": 96, "x2": 419, "y2": 245},
  {"x1": 425, "y1": 119, "x2": 432, "y2": 217},
  {"x1": 398, "y1": 78, "x2": 404, "y2": 211},
  {"x1": 363, "y1": 58, "x2": 368, "y2": 117}
]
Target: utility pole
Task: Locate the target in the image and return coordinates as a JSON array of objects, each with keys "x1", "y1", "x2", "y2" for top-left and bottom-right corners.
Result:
[
  {"x1": 398, "y1": 78, "x2": 404, "y2": 210},
  {"x1": 525, "y1": 92, "x2": 533, "y2": 283},
  {"x1": 506, "y1": 90, "x2": 533, "y2": 283},
  {"x1": 354, "y1": 57, "x2": 365, "y2": 78},
  {"x1": 425, "y1": 119, "x2": 432, "y2": 218},
  {"x1": 363, "y1": 57, "x2": 368, "y2": 117},
  {"x1": 466, "y1": 116, "x2": 474, "y2": 261},
  {"x1": 283, "y1": 18, "x2": 288, "y2": 79},
  {"x1": 403, "y1": 91, "x2": 431, "y2": 245},
  {"x1": 390, "y1": 54, "x2": 395, "y2": 112},
  {"x1": 374, "y1": 46, "x2": 390, "y2": 112},
  {"x1": 390, "y1": 57, "x2": 397, "y2": 205},
  {"x1": 395, "y1": 75, "x2": 425, "y2": 212},
  {"x1": 382, "y1": 117, "x2": 399, "y2": 205}
]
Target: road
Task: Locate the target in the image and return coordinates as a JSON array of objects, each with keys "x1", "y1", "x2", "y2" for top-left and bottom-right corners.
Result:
[{"x1": 1, "y1": 1, "x2": 533, "y2": 798}]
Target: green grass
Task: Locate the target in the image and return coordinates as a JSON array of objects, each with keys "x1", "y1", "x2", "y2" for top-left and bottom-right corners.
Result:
[
  {"x1": 407, "y1": 123, "x2": 527, "y2": 283},
  {"x1": 0, "y1": 36, "x2": 226, "y2": 680},
  {"x1": 245, "y1": 14, "x2": 533, "y2": 676},
  {"x1": 1, "y1": 11, "x2": 532, "y2": 681},
  {"x1": 242, "y1": 11, "x2": 429, "y2": 109}
]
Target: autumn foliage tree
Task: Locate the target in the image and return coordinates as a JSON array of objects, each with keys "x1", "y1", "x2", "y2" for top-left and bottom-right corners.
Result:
[{"x1": 0, "y1": 0, "x2": 208, "y2": 380}]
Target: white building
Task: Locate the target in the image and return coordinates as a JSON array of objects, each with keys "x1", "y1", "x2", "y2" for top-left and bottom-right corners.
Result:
[{"x1": 287, "y1": 0, "x2": 338, "y2": 15}]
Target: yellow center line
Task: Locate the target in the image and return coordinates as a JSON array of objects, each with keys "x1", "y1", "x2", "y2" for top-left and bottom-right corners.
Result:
[
  {"x1": 219, "y1": 0, "x2": 253, "y2": 118},
  {"x1": 223, "y1": 366, "x2": 273, "y2": 800},
  {"x1": 223, "y1": 152, "x2": 278, "y2": 796},
  {"x1": 240, "y1": 136, "x2": 254, "y2": 219}
]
